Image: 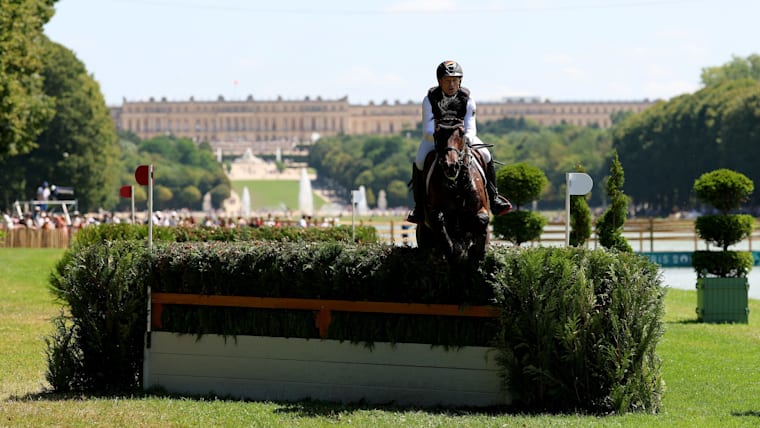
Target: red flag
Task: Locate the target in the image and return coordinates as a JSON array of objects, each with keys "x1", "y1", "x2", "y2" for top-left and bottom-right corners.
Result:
[
  {"x1": 135, "y1": 165, "x2": 151, "y2": 185},
  {"x1": 119, "y1": 185, "x2": 132, "y2": 198}
]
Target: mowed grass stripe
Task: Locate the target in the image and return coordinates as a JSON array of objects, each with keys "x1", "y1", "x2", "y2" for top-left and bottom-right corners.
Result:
[
  {"x1": 231, "y1": 180, "x2": 328, "y2": 212},
  {"x1": 0, "y1": 248, "x2": 63, "y2": 399}
]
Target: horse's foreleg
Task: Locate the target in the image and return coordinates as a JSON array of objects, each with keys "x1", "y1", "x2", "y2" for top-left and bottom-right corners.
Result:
[
  {"x1": 469, "y1": 212, "x2": 490, "y2": 260},
  {"x1": 429, "y1": 210, "x2": 456, "y2": 258}
]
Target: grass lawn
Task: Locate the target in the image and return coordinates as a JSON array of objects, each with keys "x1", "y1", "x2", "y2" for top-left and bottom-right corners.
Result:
[
  {"x1": 231, "y1": 180, "x2": 328, "y2": 213},
  {"x1": 1, "y1": 248, "x2": 760, "y2": 427}
]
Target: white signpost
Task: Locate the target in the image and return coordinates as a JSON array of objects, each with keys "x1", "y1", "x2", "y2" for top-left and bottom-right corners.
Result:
[
  {"x1": 135, "y1": 164, "x2": 154, "y2": 388},
  {"x1": 351, "y1": 189, "x2": 364, "y2": 241},
  {"x1": 565, "y1": 172, "x2": 594, "y2": 246}
]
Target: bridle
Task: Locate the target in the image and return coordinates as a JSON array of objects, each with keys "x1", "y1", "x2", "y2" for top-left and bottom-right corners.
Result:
[{"x1": 435, "y1": 121, "x2": 470, "y2": 182}]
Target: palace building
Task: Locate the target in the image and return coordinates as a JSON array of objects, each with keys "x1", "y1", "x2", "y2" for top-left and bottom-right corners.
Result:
[{"x1": 110, "y1": 95, "x2": 655, "y2": 152}]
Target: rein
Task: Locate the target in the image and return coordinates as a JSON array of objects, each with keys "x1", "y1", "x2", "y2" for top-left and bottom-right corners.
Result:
[{"x1": 435, "y1": 123, "x2": 468, "y2": 181}]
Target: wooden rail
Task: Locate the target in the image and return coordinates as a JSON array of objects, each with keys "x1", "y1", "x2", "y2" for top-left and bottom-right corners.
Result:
[
  {"x1": 368, "y1": 218, "x2": 760, "y2": 251},
  {"x1": 151, "y1": 292, "x2": 498, "y2": 338},
  {"x1": 0, "y1": 228, "x2": 72, "y2": 248},
  {"x1": 4, "y1": 217, "x2": 760, "y2": 250}
]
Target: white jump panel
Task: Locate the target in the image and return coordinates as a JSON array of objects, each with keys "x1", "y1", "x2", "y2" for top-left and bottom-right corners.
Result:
[{"x1": 146, "y1": 332, "x2": 508, "y2": 407}]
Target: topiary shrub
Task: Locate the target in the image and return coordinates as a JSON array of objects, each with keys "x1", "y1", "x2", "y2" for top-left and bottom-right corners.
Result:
[
  {"x1": 492, "y1": 210, "x2": 546, "y2": 246},
  {"x1": 496, "y1": 161, "x2": 548, "y2": 210},
  {"x1": 596, "y1": 150, "x2": 632, "y2": 252},
  {"x1": 694, "y1": 214, "x2": 755, "y2": 251},
  {"x1": 693, "y1": 168, "x2": 753, "y2": 214},
  {"x1": 692, "y1": 169, "x2": 755, "y2": 278},
  {"x1": 493, "y1": 162, "x2": 548, "y2": 245},
  {"x1": 692, "y1": 250, "x2": 753, "y2": 278},
  {"x1": 570, "y1": 164, "x2": 593, "y2": 247}
]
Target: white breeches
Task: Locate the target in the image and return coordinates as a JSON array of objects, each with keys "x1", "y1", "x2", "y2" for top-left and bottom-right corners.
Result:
[{"x1": 414, "y1": 136, "x2": 491, "y2": 170}]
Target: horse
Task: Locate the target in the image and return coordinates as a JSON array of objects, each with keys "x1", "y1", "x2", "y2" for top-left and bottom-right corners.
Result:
[{"x1": 416, "y1": 120, "x2": 491, "y2": 262}]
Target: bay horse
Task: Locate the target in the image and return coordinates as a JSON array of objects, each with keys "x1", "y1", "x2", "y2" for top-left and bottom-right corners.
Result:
[{"x1": 416, "y1": 120, "x2": 490, "y2": 262}]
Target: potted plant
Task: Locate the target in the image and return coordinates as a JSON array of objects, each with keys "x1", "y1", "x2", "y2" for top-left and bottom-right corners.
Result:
[{"x1": 692, "y1": 169, "x2": 755, "y2": 323}]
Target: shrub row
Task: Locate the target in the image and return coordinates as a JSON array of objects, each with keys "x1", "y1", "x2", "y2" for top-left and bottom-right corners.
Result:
[
  {"x1": 72, "y1": 222, "x2": 379, "y2": 245},
  {"x1": 47, "y1": 239, "x2": 665, "y2": 414},
  {"x1": 50, "y1": 223, "x2": 378, "y2": 294}
]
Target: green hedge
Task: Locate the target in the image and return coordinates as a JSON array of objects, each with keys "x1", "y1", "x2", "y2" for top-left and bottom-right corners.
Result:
[
  {"x1": 50, "y1": 223, "x2": 378, "y2": 295},
  {"x1": 46, "y1": 241, "x2": 149, "y2": 392},
  {"x1": 486, "y1": 247, "x2": 664, "y2": 413},
  {"x1": 72, "y1": 222, "x2": 379, "y2": 245},
  {"x1": 47, "y1": 241, "x2": 665, "y2": 414}
]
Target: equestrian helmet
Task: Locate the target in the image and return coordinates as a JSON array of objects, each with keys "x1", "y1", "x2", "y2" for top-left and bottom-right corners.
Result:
[{"x1": 436, "y1": 60, "x2": 463, "y2": 79}]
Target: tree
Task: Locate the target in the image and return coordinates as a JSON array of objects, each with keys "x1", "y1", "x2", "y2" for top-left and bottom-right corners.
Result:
[
  {"x1": 116, "y1": 134, "x2": 229, "y2": 211},
  {"x1": 0, "y1": 0, "x2": 56, "y2": 159},
  {"x1": 613, "y1": 79, "x2": 760, "y2": 213},
  {"x1": 596, "y1": 151, "x2": 632, "y2": 252},
  {"x1": 308, "y1": 134, "x2": 416, "y2": 207},
  {"x1": 481, "y1": 119, "x2": 613, "y2": 208},
  {"x1": 701, "y1": 54, "x2": 760, "y2": 87},
  {"x1": 209, "y1": 184, "x2": 231, "y2": 209},
  {"x1": 177, "y1": 185, "x2": 202, "y2": 210},
  {"x1": 569, "y1": 164, "x2": 592, "y2": 247},
  {"x1": 0, "y1": 39, "x2": 121, "y2": 212}
]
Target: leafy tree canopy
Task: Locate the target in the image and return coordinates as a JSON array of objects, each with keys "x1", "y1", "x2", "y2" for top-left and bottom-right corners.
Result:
[
  {"x1": 308, "y1": 134, "x2": 416, "y2": 207},
  {"x1": 0, "y1": 38, "x2": 120, "y2": 212},
  {"x1": 0, "y1": 0, "x2": 56, "y2": 159},
  {"x1": 701, "y1": 54, "x2": 760, "y2": 87},
  {"x1": 117, "y1": 134, "x2": 230, "y2": 211},
  {"x1": 308, "y1": 118, "x2": 611, "y2": 209},
  {"x1": 613, "y1": 78, "x2": 760, "y2": 213}
]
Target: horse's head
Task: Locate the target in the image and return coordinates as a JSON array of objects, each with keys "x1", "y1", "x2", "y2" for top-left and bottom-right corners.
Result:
[{"x1": 434, "y1": 120, "x2": 467, "y2": 181}]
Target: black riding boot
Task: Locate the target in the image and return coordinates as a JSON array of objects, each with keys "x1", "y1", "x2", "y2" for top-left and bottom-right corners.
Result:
[
  {"x1": 486, "y1": 160, "x2": 512, "y2": 216},
  {"x1": 406, "y1": 164, "x2": 426, "y2": 224}
]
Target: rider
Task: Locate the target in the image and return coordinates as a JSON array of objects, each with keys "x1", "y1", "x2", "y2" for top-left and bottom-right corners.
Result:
[{"x1": 407, "y1": 60, "x2": 512, "y2": 224}]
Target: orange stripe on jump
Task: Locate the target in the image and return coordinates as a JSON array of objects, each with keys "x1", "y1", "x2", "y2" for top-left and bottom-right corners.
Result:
[
  {"x1": 152, "y1": 293, "x2": 496, "y2": 318},
  {"x1": 150, "y1": 292, "x2": 498, "y2": 338},
  {"x1": 152, "y1": 292, "x2": 497, "y2": 317}
]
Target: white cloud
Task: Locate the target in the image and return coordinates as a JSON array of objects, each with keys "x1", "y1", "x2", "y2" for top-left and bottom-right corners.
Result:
[
  {"x1": 236, "y1": 57, "x2": 261, "y2": 71},
  {"x1": 629, "y1": 47, "x2": 654, "y2": 58},
  {"x1": 543, "y1": 53, "x2": 575, "y2": 64},
  {"x1": 334, "y1": 66, "x2": 406, "y2": 87},
  {"x1": 477, "y1": 84, "x2": 537, "y2": 101},
  {"x1": 645, "y1": 64, "x2": 672, "y2": 78},
  {"x1": 655, "y1": 28, "x2": 692, "y2": 39},
  {"x1": 561, "y1": 65, "x2": 589, "y2": 80},
  {"x1": 386, "y1": 0, "x2": 458, "y2": 12},
  {"x1": 604, "y1": 81, "x2": 636, "y2": 100},
  {"x1": 683, "y1": 44, "x2": 708, "y2": 59}
]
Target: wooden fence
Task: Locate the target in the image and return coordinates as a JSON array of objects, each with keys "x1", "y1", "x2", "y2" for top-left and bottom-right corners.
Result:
[
  {"x1": 5, "y1": 217, "x2": 760, "y2": 251},
  {"x1": 370, "y1": 218, "x2": 760, "y2": 251},
  {"x1": 1, "y1": 228, "x2": 72, "y2": 249}
]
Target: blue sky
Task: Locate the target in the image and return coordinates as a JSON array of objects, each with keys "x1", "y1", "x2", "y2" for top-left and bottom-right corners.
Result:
[{"x1": 44, "y1": 0, "x2": 758, "y2": 106}]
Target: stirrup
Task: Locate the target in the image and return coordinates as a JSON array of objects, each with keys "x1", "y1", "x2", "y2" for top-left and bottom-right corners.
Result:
[{"x1": 491, "y1": 196, "x2": 512, "y2": 216}]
